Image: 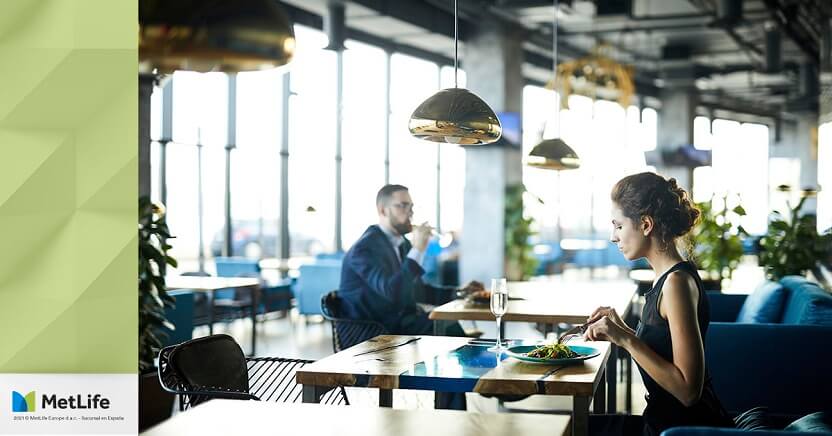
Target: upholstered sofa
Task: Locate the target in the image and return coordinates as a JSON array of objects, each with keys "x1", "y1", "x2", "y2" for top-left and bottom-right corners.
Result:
[{"x1": 682, "y1": 276, "x2": 832, "y2": 434}]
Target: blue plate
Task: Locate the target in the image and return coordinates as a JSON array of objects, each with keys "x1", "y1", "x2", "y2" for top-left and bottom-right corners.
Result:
[{"x1": 504, "y1": 344, "x2": 600, "y2": 365}]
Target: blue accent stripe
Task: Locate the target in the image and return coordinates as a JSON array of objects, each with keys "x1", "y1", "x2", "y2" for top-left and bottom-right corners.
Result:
[{"x1": 399, "y1": 375, "x2": 478, "y2": 393}]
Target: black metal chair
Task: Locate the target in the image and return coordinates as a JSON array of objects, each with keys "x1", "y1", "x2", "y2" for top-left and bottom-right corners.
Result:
[
  {"x1": 320, "y1": 291, "x2": 388, "y2": 353},
  {"x1": 158, "y1": 334, "x2": 348, "y2": 410}
]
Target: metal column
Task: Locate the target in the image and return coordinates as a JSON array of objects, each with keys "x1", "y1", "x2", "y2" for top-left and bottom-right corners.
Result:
[
  {"x1": 279, "y1": 73, "x2": 291, "y2": 262},
  {"x1": 223, "y1": 73, "x2": 237, "y2": 257}
]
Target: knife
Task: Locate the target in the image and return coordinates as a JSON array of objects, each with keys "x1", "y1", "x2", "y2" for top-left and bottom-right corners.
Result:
[{"x1": 353, "y1": 337, "x2": 422, "y2": 357}]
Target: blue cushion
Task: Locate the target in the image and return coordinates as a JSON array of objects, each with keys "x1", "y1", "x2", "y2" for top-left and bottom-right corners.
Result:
[
  {"x1": 736, "y1": 281, "x2": 787, "y2": 323},
  {"x1": 779, "y1": 276, "x2": 832, "y2": 325},
  {"x1": 785, "y1": 411, "x2": 832, "y2": 433}
]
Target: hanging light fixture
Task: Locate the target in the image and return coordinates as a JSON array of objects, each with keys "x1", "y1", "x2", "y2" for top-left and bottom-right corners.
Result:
[
  {"x1": 139, "y1": 0, "x2": 296, "y2": 74},
  {"x1": 556, "y1": 43, "x2": 635, "y2": 109},
  {"x1": 527, "y1": 0, "x2": 580, "y2": 170},
  {"x1": 408, "y1": 0, "x2": 501, "y2": 145}
]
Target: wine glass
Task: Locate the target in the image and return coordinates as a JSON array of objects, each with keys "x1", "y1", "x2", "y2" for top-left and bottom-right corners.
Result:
[{"x1": 488, "y1": 278, "x2": 509, "y2": 353}]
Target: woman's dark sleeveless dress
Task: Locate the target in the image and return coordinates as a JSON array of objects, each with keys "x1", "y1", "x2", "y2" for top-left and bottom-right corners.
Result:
[{"x1": 636, "y1": 261, "x2": 734, "y2": 436}]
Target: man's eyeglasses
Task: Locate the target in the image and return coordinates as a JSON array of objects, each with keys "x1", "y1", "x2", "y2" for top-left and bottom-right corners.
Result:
[{"x1": 390, "y1": 202, "x2": 414, "y2": 212}]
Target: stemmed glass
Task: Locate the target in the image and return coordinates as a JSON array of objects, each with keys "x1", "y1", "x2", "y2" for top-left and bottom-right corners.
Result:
[{"x1": 488, "y1": 278, "x2": 509, "y2": 353}]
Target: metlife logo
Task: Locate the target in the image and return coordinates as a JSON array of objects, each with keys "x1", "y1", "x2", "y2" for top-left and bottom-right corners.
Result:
[{"x1": 1, "y1": 374, "x2": 136, "y2": 435}]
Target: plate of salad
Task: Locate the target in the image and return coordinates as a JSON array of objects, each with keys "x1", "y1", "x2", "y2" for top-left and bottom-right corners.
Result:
[{"x1": 504, "y1": 343, "x2": 600, "y2": 364}]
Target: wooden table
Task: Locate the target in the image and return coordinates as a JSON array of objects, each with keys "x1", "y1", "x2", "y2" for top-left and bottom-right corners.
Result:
[
  {"x1": 166, "y1": 276, "x2": 260, "y2": 355},
  {"x1": 296, "y1": 335, "x2": 609, "y2": 436},
  {"x1": 142, "y1": 399, "x2": 571, "y2": 436},
  {"x1": 430, "y1": 278, "x2": 636, "y2": 414},
  {"x1": 430, "y1": 279, "x2": 635, "y2": 325}
]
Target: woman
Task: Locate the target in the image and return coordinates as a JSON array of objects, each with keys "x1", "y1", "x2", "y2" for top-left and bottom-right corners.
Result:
[{"x1": 585, "y1": 172, "x2": 734, "y2": 436}]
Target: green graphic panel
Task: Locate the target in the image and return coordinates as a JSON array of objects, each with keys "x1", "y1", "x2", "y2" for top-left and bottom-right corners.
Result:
[{"x1": 0, "y1": 0, "x2": 136, "y2": 373}]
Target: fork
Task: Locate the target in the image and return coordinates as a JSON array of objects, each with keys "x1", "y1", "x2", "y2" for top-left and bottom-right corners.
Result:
[{"x1": 557, "y1": 323, "x2": 589, "y2": 344}]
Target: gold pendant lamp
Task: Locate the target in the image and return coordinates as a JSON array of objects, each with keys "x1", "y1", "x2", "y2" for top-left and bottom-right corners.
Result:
[
  {"x1": 408, "y1": 0, "x2": 501, "y2": 145},
  {"x1": 527, "y1": 0, "x2": 580, "y2": 170},
  {"x1": 139, "y1": 0, "x2": 295, "y2": 73}
]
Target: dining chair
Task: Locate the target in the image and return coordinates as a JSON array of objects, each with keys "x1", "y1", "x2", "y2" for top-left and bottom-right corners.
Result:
[
  {"x1": 158, "y1": 334, "x2": 348, "y2": 410},
  {"x1": 320, "y1": 291, "x2": 388, "y2": 352}
]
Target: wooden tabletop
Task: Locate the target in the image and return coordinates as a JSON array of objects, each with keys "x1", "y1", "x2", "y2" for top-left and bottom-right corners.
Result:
[
  {"x1": 430, "y1": 279, "x2": 636, "y2": 324},
  {"x1": 296, "y1": 335, "x2": 610, "y2": 397},
  {"x1": 166, "y1": 276, "x2": 260, "y2": 291},
  {"x1": 142, "y1": 400, "x2": 571, "y2": 436}
]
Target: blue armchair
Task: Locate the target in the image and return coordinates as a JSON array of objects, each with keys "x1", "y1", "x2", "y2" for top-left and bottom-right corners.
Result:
[
  {"x1": 214, "y1": 257, "x2": 293, "y2": 315},
  {"x1": 296, "y1": 260, "x2": 343, "y2": 316}
]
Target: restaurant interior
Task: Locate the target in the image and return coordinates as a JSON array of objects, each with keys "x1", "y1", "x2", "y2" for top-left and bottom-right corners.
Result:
[{"x1": 138, "y1": 0, "x2": 832, "y2": 434}]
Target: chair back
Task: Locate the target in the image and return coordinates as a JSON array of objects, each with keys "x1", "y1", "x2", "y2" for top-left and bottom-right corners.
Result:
[
  {"x1": 321, "y1": 291, "x2": 387, "y2": 352},
  {"x1": 158, "y1": 334, "x2": 348, "y2": 409},
  {"x1": 168, "y1": 335, "x2": 250, "y2": 407},
  {"x1": 161, "y1": 291, "x2": 195, "y2": 347},
  {"x1": 215, "y1": 257, "x2": 261, "y2": 278}
]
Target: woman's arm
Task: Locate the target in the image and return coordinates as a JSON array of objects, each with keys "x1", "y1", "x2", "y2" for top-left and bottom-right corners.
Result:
[{"x1": 623, "y1": 271, "x2": 706, "y2": 406}]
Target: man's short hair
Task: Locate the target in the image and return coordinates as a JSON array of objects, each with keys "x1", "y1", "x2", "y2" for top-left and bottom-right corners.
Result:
[{"x1": 376, "y1": 184, "x2": 408, "y2": 208}]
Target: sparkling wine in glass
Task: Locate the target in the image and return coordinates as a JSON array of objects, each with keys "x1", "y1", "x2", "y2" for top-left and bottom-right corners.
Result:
[{"x1": 488, "y1": 278, "x2": 508, "y2": 353}]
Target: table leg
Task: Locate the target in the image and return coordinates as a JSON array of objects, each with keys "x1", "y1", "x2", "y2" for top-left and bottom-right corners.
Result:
[
  {"x1": 606, "y1": 343, "x2": 618, "y2": 413},
  {"x1": 379, "y1": 389, "x2": 393, "y2": 407},
  {"x1": 433, "y1": 320, "x2": 440, "y2": 336},
  {"x1": 625, "y1": 353, "x2": 632, "y2": 413},
  {"x1": 593, "y1": 368, "x2": 606, "y2": 414},
  {"x1": 302, "y1": 385, "x2": 322, "y2": 403},
  {"x1": 208, "y1": 290, "x2": 214, "y2": 335},
  {"x1": 573, "y1": 396, "x2": 590, "y2": 436},
  {"x1": 250, "y1": 287, "x2": 258, "y2": 356}
]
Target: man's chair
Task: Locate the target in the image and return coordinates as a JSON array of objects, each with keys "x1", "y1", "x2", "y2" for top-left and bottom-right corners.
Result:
[
  {"x1": 158, "y1": 334, "x2": 348, "y2": 410},
  {"x1": 320, "y1": 291, "x2": 387, "y2": 352}
]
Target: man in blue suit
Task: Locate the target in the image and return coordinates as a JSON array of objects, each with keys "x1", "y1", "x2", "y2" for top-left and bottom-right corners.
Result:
[{"x1": 339, "y1": 184, "x2": 485, "y2": 336}]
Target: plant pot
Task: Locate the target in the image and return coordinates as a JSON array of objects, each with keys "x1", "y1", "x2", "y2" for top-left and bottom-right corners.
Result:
[{"x1": 139, "y1": 370, "x2": 175, "y2": 432}]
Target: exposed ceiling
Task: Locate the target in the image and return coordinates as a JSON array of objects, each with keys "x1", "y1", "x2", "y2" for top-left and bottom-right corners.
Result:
[{"x1": 278, "y1": 0, "x2": 830, "y2": 121}]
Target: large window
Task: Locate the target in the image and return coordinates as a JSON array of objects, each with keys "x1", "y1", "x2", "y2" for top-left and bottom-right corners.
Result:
[
  {"x1": 341, "y1": 39, "x2": 387, "y2": 248},
  {"x1": 693, "y1": 117, "x2": 769, "y2": 234},
  {"x1": 288, "y1": 26, "x2": 337, "y2": 255},
  {"x1": 234, "y1": 69, "x2": 285, "y2": 258},
  {"x1": 166, "y1": 71, "x2": 228, "y2": 270},
  {"x1": 522, "y1": 86, "x2": 651, "y2": 240},
  {"x1": 819, "y1": 121, "x2": 832, "y2": 232},
  {"x1": 389, "y1": 53, "x2": 440, "y2": 226}
]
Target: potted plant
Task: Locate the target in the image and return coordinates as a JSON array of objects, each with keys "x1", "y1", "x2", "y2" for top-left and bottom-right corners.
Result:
[
  {"x1": 505, "y1": 184, "x2": 539, "y2": 281},
  {"x1": 758, "y1": 193, "x2": 832, "y2": 283},
  {"x1": 691, "y1": 194, "x2": 749, "y2": 290},
  {"x1": 138, "y1": 196, "x2": 177, "y2": 430}
]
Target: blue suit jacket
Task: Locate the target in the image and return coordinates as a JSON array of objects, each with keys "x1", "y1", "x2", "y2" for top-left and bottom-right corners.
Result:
[{"x1": 338, "y1": 225, "x2": 455, "y2": 334}]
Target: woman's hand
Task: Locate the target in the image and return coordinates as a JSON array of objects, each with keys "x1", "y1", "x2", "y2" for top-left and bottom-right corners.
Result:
[
  {"x1": 586, "y1": 306, "x2": 627, "y2": 330},
  {"x1": 583, "y1": 315, "x2": 632, "y2": 347}
]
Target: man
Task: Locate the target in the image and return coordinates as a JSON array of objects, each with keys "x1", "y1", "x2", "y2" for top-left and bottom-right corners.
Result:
[{"x1": 339, "y1": 184, "x2": 485, "y2": 336}]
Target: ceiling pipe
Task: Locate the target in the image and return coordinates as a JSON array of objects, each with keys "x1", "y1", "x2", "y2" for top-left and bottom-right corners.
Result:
[
  {"x1": 764, "y1": 21, "x2": 782, "y2": 73},
  {"x1": 715, "y1": 0, "x2": 743, "y2": 27},
  {"x1": 324, "y1": 0, "x2": 346, "y2": 51}
]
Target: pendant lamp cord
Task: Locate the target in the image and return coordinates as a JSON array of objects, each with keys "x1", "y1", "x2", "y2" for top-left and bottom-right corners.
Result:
[
  {"x1": 454, "y1": 0, "x2": 458, "y2": 88},
  {"x1": 553, "y1": 0, "x2": 560, "y2": 136}
]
